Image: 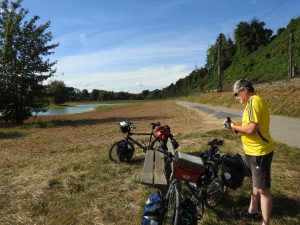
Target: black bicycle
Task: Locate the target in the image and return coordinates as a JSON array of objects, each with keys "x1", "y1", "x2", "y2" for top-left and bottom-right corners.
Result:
[
  {"x1": 109, "y1": 121, "x2": 162, "y2": 163},
  {"x1": 161, "y1": 139, "x2": 228, "y2": 224}
]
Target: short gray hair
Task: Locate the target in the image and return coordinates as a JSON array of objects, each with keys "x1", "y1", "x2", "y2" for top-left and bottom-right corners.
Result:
[{"x1": 233, "y1": 79, "x2": 254, "y2": 92}]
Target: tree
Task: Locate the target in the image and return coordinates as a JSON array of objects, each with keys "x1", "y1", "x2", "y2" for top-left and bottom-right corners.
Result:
[
  {"x1": 0, "y1": 0, "x2": 59, "y2": 123},
  {"x1": 91, "y1": 89, "x2": 99, "y2": 101},
  {"x1": 47, "y1": 80, "x2": 68, "y2": 105},
  {"x1": 81, "y1": 89, "x2": 89, "y2": 100},
  {"x1": 234, "y1": 18, "x2": 272, "y2": 56},
  {"x1": 141, "y1": 90, "x2": 149, "y2": 98}
]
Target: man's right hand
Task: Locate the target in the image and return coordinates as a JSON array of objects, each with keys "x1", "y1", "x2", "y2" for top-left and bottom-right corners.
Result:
[{"x1": 223, "y1": 117, "x2": 232, "y2": 129}]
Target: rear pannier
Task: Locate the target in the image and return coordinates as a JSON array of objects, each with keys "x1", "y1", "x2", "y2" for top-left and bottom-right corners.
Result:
[
  {"x1": 221, "y1": 153, "x2": 245, "y2": 190},
  {"x1": 174, "y1": 152, "x2": 205, "y2": 183}
]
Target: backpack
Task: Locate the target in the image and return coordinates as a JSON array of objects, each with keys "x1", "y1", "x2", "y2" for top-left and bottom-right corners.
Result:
[
  {"x1": 178, "y1": 198, "x2": 198, "y2": 225},
  {"x1": 221, "y1": 153, "x2": 245, "y2": 190},
  {"x1": 142, "y1": 192, "x2": 164, "y2": 225}
]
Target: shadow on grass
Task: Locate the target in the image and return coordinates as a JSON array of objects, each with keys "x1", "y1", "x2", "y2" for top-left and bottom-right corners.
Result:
[
  {"x1": 0, "y1": 131, "x2": 24, "y2": 139},
  {"x1": 129, "y1": 155, "x2": 145, "y2": 165},
  {"x1": 209, "y1": 193, "x2": 300, "y2": 224},
  {"x1": 28, "y1": 116, "x2": 167, "y2": 128},
  {"x1": 272, "y1": 193, "x2": 300, "y2": 217}
]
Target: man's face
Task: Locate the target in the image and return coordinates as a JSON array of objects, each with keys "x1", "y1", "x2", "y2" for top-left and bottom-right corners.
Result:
[{"x1": 233, "y1": 87, "x2": 245, "y2": 104}]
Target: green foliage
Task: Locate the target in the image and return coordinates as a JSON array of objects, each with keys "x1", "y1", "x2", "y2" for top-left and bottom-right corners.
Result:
[
  {"x1": 206, "y1": 33, "x2": 236, "y2": 72},
  {"x1": 224, "y1": 17, "x2": 300, "y2": 83},
  {"x1": 47, "y1": 80, "x2": 68, "y2": 105},
  {"x1": 234, "y1": 18, "x2": 273, "y2": 56},
  {"x1": 0, "y1": 0, "x2": 59, "y2": 123}
]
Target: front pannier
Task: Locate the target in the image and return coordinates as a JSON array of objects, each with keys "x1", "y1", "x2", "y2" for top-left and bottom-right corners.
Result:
[{"x1": 221, "y1": 153, "x2": 245, "y2": 190}]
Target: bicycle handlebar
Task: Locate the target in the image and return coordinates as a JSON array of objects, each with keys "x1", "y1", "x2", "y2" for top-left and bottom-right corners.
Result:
[
  {"x1": 224, "y1": 117, "x2": 238, "y2": 134},
  {"x1": 151, "y1": 122, "x2": 161, "y2": 128},
  {"x1": 208, "y1": 139, "x2": 223, "y2": 146}
]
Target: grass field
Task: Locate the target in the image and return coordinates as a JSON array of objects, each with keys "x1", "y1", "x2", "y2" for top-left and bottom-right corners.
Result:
[{"x1": 0, "y1": 101, "x2": 299, "y2": 225}]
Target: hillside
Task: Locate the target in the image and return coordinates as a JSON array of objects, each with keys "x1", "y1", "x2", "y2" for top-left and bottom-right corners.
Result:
[
  {"x1": 158, "y1": 17, "x2": 300, "y2": 98},
  {"x1": 223, "y1": 17, "x2": 300, "y2": 83}
]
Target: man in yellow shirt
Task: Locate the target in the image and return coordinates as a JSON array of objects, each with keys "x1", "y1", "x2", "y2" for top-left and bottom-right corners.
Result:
[{"x1": 226, "y1": 79, "x2": 274, "y2": 225}]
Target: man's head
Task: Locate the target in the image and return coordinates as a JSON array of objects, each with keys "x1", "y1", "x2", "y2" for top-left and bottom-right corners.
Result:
[{"x1": 233, "y1": 79, "x2": 254, "y2": 104}]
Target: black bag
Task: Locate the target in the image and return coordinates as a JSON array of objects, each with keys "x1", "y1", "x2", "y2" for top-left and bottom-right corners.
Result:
[
  {"x1": 178, "y1": 198, "x2": 198, "y2": 225},
  {"x1": 117, "y1": 140, "x2": 134, "y2": 162},
  {"x1": 221, "y1": 153, "x2": 245, "y2": 190}
]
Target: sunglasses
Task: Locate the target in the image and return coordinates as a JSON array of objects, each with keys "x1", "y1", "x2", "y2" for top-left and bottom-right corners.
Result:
[{"x1": 234, "y1": 87, "x2": 244, "y2": 97}]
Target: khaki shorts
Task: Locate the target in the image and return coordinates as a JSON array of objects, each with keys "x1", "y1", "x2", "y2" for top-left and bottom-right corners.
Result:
[{"x1": 244, "y1": 151, "x2": 274, "y2": 189}]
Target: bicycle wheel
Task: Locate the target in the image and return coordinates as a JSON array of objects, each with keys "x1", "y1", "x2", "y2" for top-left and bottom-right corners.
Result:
[
  {"x1": 205, "y1": 177, "x2": 227, "y2": 208},
  {"x1": 163, "y1": 182, "x2": 180, "y2": 225},
  {"x1": 108, "y1": 140, "x2": 134, "y2": 163}
]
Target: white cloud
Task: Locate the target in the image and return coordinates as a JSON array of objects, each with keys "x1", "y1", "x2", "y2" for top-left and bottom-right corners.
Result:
[
  {"x1": 79, "y1": 33, "x2": 88, "y2": 45},
  {"x1": 63, "y1": 65, "x2": 191, "y2": 93},
  {"x1": 56, "y1": 41, "x2": 207, "y2": 73},
  {"x1": 53, "y1": 21, "x2": 213, "y2": 93},
  {"x1": 136, "y1": 81, "x2": 144, "y2": 88}
]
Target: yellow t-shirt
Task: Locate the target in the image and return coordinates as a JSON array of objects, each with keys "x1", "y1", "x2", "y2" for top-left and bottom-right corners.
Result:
[{"x1": 240, "y1": 95, "x2": 273, "y2": 156}]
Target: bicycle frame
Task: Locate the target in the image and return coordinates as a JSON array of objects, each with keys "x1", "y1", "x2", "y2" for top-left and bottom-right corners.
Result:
[
  {"x1": 123, "y1": 125, "x2": 159, "y2": 150},
  {"x1": 161, "y1": 140, "x2": 227, "y2": 222}
]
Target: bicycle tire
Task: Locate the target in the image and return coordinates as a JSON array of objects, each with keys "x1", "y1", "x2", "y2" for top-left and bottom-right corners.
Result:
[
  {"x1": 163, "y1": 182, "x2": 180, "y2": 225},
  {"x1": 108, "y1": 140, "x2": 134, "y2": 163},
  {"x1": 205, "y1": 177, "x2": 227, "y2": 208}
]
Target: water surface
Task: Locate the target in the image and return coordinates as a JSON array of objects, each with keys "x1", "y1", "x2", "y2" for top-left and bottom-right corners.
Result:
[{"x1": 38, "y1": 103, "x2": 121, "y2": 116}]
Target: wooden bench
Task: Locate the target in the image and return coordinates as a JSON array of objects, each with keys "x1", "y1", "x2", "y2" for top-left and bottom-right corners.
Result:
[{"x1": 141, "y1": 138, "x2": 175, "y2": 189}]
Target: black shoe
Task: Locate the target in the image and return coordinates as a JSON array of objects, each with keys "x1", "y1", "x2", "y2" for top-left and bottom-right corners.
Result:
[{"x1": 232, "y1": 207, "x2": 261, "y2": 220}]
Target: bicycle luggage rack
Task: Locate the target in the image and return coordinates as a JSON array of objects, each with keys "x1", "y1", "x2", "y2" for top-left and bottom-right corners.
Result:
[{"x1": 141, "y1": 138, "x2": 175, "y2": 189}]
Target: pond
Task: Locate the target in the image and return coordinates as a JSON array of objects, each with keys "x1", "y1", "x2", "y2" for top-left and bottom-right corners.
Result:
[{"x1": 37, "y1": 103, "x2": 122, "y2": 116}]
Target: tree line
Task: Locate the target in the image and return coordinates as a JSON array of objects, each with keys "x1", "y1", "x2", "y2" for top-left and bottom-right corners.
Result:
[{"x1": 47, "y1": 80, "x2": 154, "y2": 104}]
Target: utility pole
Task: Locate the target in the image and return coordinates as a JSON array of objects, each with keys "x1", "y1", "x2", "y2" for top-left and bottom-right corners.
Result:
[
  {"x1": 217, "y1": 37, "x2": 223, "y2": 91},
  {"x1": 288, "y1": 32, "x2": 295, "y2": 79}
]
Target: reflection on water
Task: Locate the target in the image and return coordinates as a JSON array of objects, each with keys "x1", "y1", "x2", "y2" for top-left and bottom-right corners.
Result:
[{"x1": 37, "y1": 103, "x2": 121, "y2": 116}]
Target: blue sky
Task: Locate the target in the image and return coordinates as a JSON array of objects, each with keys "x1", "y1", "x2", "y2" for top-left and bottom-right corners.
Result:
[{"x1": 22, "y1": 0, "x2": 300, "y2": 93}]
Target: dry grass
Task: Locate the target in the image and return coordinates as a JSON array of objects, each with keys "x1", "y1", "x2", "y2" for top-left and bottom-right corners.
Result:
[
  {"x1": 181, "y1": 80, "x2": 300, "y2": 118},
  {"x1": 0, "y1": 100, "x2": 299, "y2": 225}
]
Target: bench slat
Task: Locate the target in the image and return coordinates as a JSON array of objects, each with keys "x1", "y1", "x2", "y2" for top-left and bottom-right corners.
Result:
[
  {"x1": 141, "y1": 150, "x2": 154, "y2": 185},
  {"x1": 167, "y1": 138, "x2": 175, "y2": 154},
  {"x1": 154, "y1": 151, "x2": 167, "y2": 186}
]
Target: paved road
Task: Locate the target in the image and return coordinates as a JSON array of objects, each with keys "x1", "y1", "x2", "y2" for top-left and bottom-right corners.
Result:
[{"x1": 177, "y1": 101, "x2": 300, "y2": 148}]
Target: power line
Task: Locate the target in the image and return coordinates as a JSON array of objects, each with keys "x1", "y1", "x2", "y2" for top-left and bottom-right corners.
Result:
[{"x1": 261, "y1": 0, "x2": 288, "y2": 19}]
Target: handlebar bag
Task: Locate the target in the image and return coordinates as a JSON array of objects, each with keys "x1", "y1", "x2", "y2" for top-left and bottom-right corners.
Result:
[
  {"x1": 155, "y1": 125, "x2": 172, "y2": 141},
  {"x1": 174, "y1": 152, "x2": 205, "y2": 183},
  {"x1": 221, "y1": 153, "x2": 245, "y2": 190}
]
